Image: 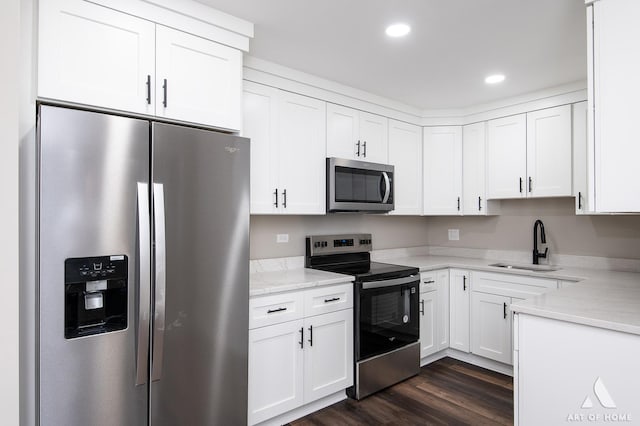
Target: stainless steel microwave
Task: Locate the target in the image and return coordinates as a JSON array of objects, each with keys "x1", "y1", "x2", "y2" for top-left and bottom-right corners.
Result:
[{"x1": 326, "y1": 157, "x2": 394, "y2": 213}]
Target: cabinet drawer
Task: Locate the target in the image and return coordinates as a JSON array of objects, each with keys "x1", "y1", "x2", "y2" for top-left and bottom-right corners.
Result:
[
  {"x1": 304, "y1": 283, "x2": 353, "y2": 317},
  {"x1": 250, "y1": 291, "x2": 304, "y2": 329},
  {"x1": 420, "y1": 271, "x2": 437, "y2": 292},
  {"x1": 471, "y1": 271, "x2": 557, "y2": 299}
]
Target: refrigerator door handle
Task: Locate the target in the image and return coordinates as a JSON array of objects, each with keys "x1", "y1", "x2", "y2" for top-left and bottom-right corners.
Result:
[
  {"x1": 152, "y1": 183, "x2": 167, "y2": 381},
  {"x1": 136, "y1": 183, "x2": 151, "y2": 386}
]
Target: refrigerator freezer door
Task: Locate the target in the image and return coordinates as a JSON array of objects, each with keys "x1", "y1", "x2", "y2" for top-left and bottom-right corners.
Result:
[
  {"x1": 150, "y1": 123, "x2": 250, "y2": 425},
  {"x1": 38, "y1": 105, "x2": 150, "y2": 425}
]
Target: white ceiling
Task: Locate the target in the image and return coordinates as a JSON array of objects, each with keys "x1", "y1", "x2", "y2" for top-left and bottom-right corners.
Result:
[{"x1": 198, "y1": 0, "x2": 587, "y2": 110}]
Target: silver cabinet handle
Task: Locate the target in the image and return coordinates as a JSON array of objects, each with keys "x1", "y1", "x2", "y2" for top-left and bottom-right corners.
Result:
[
  {"x1": 381, "y1": 172, "x2": 391, "y2": 203},
  {"x1": 152, "y1": 183, "x2": 167, "y2": 382},
  {"x1": 136, "y1": 183, "x2": 151, "y2": 386}
]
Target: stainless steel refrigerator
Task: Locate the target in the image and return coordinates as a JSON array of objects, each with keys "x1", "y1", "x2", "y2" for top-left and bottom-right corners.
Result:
[{"x1": 36, "y1": 105, "x2": 249, "y2": 425}]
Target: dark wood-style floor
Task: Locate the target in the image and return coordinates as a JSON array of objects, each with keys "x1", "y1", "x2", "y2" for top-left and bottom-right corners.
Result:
[{"x1": 290, "y1": 357, "x2": 513, "y2": 425}]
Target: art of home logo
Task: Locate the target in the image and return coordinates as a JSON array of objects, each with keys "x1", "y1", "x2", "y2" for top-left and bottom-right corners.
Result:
[{"x1": 566, "y1": 377, "x2": 632, "y2": 423}]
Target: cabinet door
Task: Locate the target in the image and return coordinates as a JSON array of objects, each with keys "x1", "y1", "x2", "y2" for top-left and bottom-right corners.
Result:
[
  {"x1": 303, "y1": 310, "x2": 354, "y2": 403},
  {"x1": 526, "y1": 105, "x2": 572, "y2": 197},
  {"x1": 470, "y1": 292, "x2": 512, "y2": 364},
  {"x1": 423, "y1": 127, "x2": 463, "y2": 215},
  {"x1": 449, "y1": 269, "x2": 470, "y2": 353},
  {"x1": 591, "y1": 0, "x2": 640, "y2": 212},
  {"x1": 572, "y1": 101, "x2": 589, "y2": 214},
  {"x1": 436, "y1": 269, "x2": 450, "y2": 350},
  {"x1": 419, "y1": 290, "x2": 437, "y2": 358},
  {"x1": 277, "y1": 92, "x2": 327, "y2": 214},
  {"x1": 462, "y1": 122, "x2": 487, "y2": 215},
  {"x1": 38, "y1": 0, "x2": 155, "y2": 114},
  {"x1": 155, "y1": 26, "x2": 242, "y2": 130},
  {"x1": 326, "y1": 104, "x2": 359, "y2": 160},
  {"x1": 388, "y1": 120, "x2": 423, "y2": 215},
  {"x1": 487, "y1": 114, "x2": 527, "y2": 199},
  {"x1": 242, "y1": 82, "x2": 279, "y2": 214},
  {"x1": 359, "y1": 112, "x2": 389, "y2": 163},
  {"x1": 248, "y1": 320, "x2": 304, "y2": 425}
]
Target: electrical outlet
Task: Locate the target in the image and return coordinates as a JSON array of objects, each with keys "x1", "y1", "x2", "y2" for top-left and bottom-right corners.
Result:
[
  {"x1": 276, "y1": 234, "x2": 289, "y2": 243},
  {"x1": 448, "y1": 229, "x2": 460, "y2": 241}
]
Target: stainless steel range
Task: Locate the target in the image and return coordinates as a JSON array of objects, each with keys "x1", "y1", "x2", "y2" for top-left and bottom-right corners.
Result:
[{"x1": 305, "y1": 233, "x2": 420, "y2": 400}]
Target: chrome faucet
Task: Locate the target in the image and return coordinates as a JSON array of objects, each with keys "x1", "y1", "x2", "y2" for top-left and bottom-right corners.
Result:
[{"x1": 533, "y1": 219, "x2": 548, "y2": 264}]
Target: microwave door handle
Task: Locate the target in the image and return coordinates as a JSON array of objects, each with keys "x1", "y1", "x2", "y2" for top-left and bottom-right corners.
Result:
[{"x1": 381, "y1": 172, "x2": 391, "y2": 203}]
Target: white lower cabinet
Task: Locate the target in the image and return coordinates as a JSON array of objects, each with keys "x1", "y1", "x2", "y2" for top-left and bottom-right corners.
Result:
[
  {"x1": 419, "y1": 288, "x2": 437, "y2": 357},
  {"x1": 303, "y1": 310, "x2": 353, "y2": 402},
  {"x1": 248, "y1": 283, "x2": 353, "y2": 425},
  {"x1": 470, "y1": 292, "x2": 512, "y2": 364},
  {"x1": 449, "y1": 269, "x2": 470, "y2": 353},
  {"x1": 249, "y1": 320, "x2": 305, "y2": 425},
  {"x1": 419, "y1": 270, "x2": 449, "y2": 358},
  {"x1": 470, "y1": 271, "x2": 557, "y2": 366}
]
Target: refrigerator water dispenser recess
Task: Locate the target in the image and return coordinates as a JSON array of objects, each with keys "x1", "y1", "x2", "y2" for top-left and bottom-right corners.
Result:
[{"x1": 64, "y1": 255, "x2": 128, "y2": 339}]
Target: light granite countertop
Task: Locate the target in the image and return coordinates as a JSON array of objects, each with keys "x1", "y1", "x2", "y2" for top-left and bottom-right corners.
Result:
[
  {"x1": 250, "y1": 251, "x2": 640, "y2": 335},
  {"x1": 250, "y1": 268, "x2": 354, "y2": 297},
  {"x1": 380, "y1": 254, "x2": 640, "y2": 336}
]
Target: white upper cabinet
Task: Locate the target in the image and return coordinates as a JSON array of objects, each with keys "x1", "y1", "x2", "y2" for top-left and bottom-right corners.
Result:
[
  {"x1": 388, "y1": 120, "x2": 423, "y2": 215},
  {"x1": 572, "y1": 101, "x2": 590, "y2": 214},
  {"x1": 526, "y1": 105, "x2": 572, "y2": 197},
  {"x1": 487, "y1": 114, "x2": 527, "y2": 199},
  {"x1": 277, "y1": 91, "x2": 327, "y2": 214},
  {"x1": 243, "y1": 83, "x2": 326, "y2": 215},
  {"x1": 38, "y1": 0, "x2": 245, "y2": 130},
  {"x1": 39, "y1": 0, "x2": 155, "y2": 115},
  {"x1": 242, "y1": 82, "x2": 280, "y2": 214},
  {"x1": 155, "y1": 26, "x2": 242, "y2": 130},
  {"x1": 588, "y1": 0, "x2": 640, "y2": 212},
  {"x1": 327, "y1": 104, "x2": 388, "y2": 163},
  {"x1": 487, "y1": 107, "x2": 571, "y2": 200},
  {"x1": 462, "y1": 122, "x2": 499, "y2": 215},
  {"x1": 423, "y1": 126, "x2": 463, "y2": 215}
]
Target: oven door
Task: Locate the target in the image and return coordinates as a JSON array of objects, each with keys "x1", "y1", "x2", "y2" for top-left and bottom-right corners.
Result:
[{"x1": 356, "y1": 275, "x2": 420, "y2": 361}]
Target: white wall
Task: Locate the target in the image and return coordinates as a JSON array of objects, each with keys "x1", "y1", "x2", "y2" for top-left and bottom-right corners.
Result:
[
  {"x1": 0, "y1": 0, "x2": 22, "y2": 424},
  {"x1": 250, "y1": 199, "x2": 640, "y2": 261},
  {"x1": 425, "y1": 198, "x2": 640, "y2": 259},
  {"x1": 250, "y1": 215, "x2": 430, "y2": 259}
]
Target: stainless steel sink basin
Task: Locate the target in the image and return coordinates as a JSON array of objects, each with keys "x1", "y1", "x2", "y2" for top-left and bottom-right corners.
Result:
[{"x1": 489, "y1": 262, "x2": 561, "y2": 272}]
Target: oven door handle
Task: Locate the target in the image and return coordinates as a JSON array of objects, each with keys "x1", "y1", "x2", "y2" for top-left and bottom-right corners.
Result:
[{"x1": 361, "y1": 274, "x2": 418, "y2": 290}]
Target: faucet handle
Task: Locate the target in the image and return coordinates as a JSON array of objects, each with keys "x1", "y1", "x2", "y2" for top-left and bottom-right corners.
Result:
[{"x1": 541, "y1": 247, "x2": 549, "y2": 259}]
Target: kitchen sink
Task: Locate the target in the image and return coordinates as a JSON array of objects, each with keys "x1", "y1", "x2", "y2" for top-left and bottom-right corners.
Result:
[{"x1": 489, "y1": 262, "x2": 561, "y2": 272}]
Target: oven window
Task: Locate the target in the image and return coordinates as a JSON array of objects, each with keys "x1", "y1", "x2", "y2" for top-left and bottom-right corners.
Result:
[
  {"x1": 335, "y1": 166, "x2": 384, "y2": 203},
  {"x1": 358, "y1": 283, "x2": 419, "y2": 361}
]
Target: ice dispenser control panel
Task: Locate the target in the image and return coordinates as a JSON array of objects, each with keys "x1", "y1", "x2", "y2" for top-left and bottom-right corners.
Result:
[{"x1": 64, "y1": 255, "x2": 128, "y2": 339}]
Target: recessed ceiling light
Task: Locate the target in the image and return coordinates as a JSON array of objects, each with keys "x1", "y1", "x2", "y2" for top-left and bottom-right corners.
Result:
[
  {"x1": 485, "y1": 74, "x2": 506, "y2": 84},
  {"x1": 386, "y1": 23, "x2": 411, "y2": 38}
]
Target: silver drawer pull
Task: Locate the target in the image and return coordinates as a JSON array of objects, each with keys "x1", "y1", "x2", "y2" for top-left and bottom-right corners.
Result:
[
  {"x1": 324, "y1": 297, "x2": 340, "y2": 303},
  {"x1": 267, "y1": 307, "x2": 287, "y2": 314}
]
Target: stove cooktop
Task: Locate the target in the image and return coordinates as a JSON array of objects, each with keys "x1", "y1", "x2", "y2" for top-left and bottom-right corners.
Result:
[{"x1": 313, "y1": 261, "x2": 419, "y2": 282}]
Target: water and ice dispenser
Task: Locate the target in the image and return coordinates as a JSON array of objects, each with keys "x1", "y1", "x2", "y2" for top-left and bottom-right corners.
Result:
[{"x1": 64, "y1": 255, "x2": 128, "y2": 339}]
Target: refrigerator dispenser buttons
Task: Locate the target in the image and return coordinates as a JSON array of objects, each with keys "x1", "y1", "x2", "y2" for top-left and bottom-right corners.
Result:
[{"x1": 64, "y1": 255, "x2": 128, "y2": 339}]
